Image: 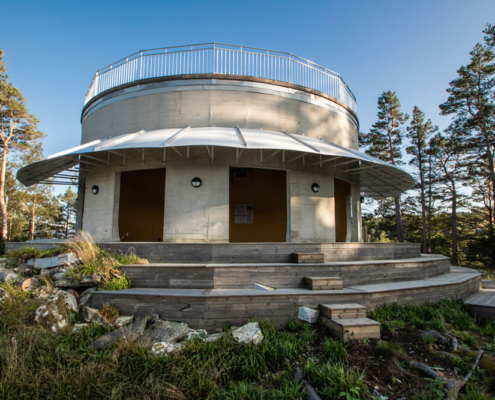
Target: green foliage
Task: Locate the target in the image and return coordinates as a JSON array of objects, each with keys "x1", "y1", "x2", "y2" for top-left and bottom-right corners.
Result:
[
  {"x1": 304, "y1": 359, "x2": 370, "y2": 400},
  {"x1": 462, "y1": 332, "x2": 476, "y2": 347},
  {"x1": 321, "y1": 337, "x2": 347, "y2": 363},
  {"x1": 463, "y1": 384, "x2": 491, "y2": 400},
  {"x1": 7, "y1": 245, "x2": 68, "y2": 266},
  {"x1": 375, "y1": 341, "x2": 402, "y2": 362},
  {"x1": 370, "y1": 299, "x2": 475, "y2": 331},
  {"x1": 98, "y1": 275, "x2": 131, "y2": 291},
  {"x1": 421, "y1": 335, "x2": 435, "y2": 346},
  {"x1": 412, "y1": 378, "x2": 447, "y2": 400}
]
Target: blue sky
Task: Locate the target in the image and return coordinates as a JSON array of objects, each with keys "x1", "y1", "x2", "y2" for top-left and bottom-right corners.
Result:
[{"x1": 2, "y1": 0, "x2": 494, "y2": 160}]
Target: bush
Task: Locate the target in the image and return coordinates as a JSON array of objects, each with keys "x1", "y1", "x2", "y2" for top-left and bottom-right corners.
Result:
[
  {"x1": 99, "y1": 275, "x2": 131, "y2": 291},
  {"x1": 322, "y1": 337, "x2": 347, "y2": 363}
]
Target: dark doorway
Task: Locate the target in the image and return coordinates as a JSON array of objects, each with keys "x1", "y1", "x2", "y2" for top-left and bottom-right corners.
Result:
[
  {"x1": 334, "y1": 178, "x2": 351, "y2": 242},
  {"x1": 229, "y1": 168, "x2": 287, "y2": 243},
  {"x1": 119, "y1": 168, "x2": 165, "y2": 242}
]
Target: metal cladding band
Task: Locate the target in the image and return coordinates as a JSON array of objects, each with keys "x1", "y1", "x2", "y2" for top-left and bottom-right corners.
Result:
[
  {"x1": 84, "y1": 43, "x2": 357, "y2": 112},
  {"x1": 16, "y1": 126, "x2": 414, "y2": 199}
]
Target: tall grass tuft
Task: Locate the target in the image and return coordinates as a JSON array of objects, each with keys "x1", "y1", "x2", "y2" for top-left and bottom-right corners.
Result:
[{"x1": 67, "y1": 231, "x2": 99, "y2": 264}]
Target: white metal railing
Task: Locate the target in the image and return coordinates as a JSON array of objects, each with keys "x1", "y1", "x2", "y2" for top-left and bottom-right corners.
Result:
[{"x1": 84, "y1": 43, "x2": 357, "y2": 112}]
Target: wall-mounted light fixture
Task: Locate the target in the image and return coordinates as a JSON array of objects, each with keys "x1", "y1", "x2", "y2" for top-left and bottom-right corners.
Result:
[
  {"x1": 92, "y1": 185, "x2": 99, "y2": 195},
  {"x1": 191, "y1": 177, "x2": 202, "y2": 188},
  {"x1": 311, "y1": 183, "x2": 320, "y2": 193}
]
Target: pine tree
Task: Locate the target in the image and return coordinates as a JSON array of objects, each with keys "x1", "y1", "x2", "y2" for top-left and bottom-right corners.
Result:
[
  {"x1": 0, "y1": 48, "x2": 44, "y2": 240},
  {"x1": 57, "y1": 187, "x2": 77, "y2": 239},
  {"x1": 406, "y1": 107, "x2": 438, "y2": 253},
  {"x1": 360, "y1": 91, "x2": 409, "y2": 242}
]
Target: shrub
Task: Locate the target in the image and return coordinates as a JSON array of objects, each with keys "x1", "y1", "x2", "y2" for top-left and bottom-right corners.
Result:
[
  {"x1": 99, "y1": 303, "x2": 121, "y2": 323},
  {"x1": 322, "y1": 337, "x2": 347, "y2": 363},
  {"x1": 99, "y1": 275, "x2": 131, "y2": 291},
  {"x1": 375, "y1": 341, "x2": 402, "y2": 362}
]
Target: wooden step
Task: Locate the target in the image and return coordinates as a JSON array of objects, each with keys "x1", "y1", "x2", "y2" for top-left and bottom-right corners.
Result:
[
  {"x1": 320, "y1": 316, "x2": 381, "y2": 342},
  {"x1": 304, "y1": 277, "x2": 343, "y2": 290},
  {"x1": 320, "y1": 303, "x2": 367, "y2": 320},
  {"x1": 292, "y1": 253, "x2": 324, "y2": 264}
]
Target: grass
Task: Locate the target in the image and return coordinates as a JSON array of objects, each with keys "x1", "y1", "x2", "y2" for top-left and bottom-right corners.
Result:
[
  {"x1": 98, "y1": 274, "x2": 131, "y2": 291},
  {"x1": 375, "y1": 341, "x2": 402, "y2": 362},
  {"x1": 7, "y1": 245, "x2": 68, "y2": 266}
]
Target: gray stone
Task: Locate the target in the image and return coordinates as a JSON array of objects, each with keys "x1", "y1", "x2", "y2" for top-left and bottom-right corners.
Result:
[
  {"x1": 27, "y1": 252, "x2": 78, "y2": 270},
  {"x1": 33, "y1": 286, "x2": 60, "y2": 300},
  {"x1": 35, "y1": 291, "x2": 79, "y2": 334},
  {"x1": 79, "y1": 288, "x2": 97, "y2": 307},
  {"x1": 89, "y1": 317, "x2": 148, "y2": 350},
  {"x1": 151, "y1": 342, "x2": 185, "y2": 356},
  {"x1": 82, "y1": 306, "x2": 112, "y2": 327},
  {"x1": 55, "y1": 275, "x2": 101, "y2": 289},
  {"x1": 232, "y1": 322, "x2": 264, "y2": 345},
  {"x1": 52, "y1": 272, "x2": 66, "y2": 281},
  {"x1": 0, "y1": 270, "x2": 19, "y2": 283},
  {"x1": 298, "y1": 306, "x2": 320, "y2": 324},
  {"x1": 203, "y1": 332, "x2": 225, "y2": 343},
  {"x1": 73, "y1": 323, "x2": 90, "y2": 333},
  {"x1": 140, "y1": 320, "x2": 190, "y2": 347},
  {"x1": 113, "y1": 316, "x2": 133, "y2": 328},
  {"x1": 186, "y1": 329, "x2": 208, "y2": 340}
]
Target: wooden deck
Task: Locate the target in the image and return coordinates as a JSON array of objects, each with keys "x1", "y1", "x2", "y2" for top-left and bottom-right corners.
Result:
[
  {"x1": 465, "y1": 287, "x2": 495, "y2": 319},
  {"x1": 121, "y1": 256, "x2": 451, "y2": 289},
  {"x1": 5, "y1": 242, "x2": 421, "y2": 263},
  {"x1": 93, "y1": 268, "x2": 481, "y2": 332}
]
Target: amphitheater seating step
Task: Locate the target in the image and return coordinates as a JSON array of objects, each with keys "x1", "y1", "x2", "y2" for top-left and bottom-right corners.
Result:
[
  {"x1": 292, "y1": 253, "x2": 324, "y2": 263},
  {"x1": 465, "y1": 288, "x2": 495, "y2": 319},
  {"x1": 320, "y1": 303, "x2": 367, "y2": 320},
  {"x1": 320, "y1": 317, "x2": 381, "y2": 342},
  {"x1": 304, "y1": 277, "x2": 343, "y2": 290}
]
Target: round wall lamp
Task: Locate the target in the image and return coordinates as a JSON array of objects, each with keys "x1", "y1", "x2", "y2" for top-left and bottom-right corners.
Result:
[
  {"x1": 191, "y1": 177, "x2": 202, "y2": 188},
  {"x1": 311, "y1": 183, "x2": 320, "y2": 193},
  {"x1": 91, "y1": 185, "x2": 99, "y2": 195}
]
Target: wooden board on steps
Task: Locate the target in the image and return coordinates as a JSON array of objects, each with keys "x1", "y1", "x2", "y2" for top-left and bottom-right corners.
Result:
[
  {"x1": 292, "y1": 253, "x2": 325, "y2": 263},
  {"x1": 320, "y1": 303, "x2": 367, "y2": 320},
  {"x1": 320, "y1": 316, "x2": 381, "y2": 342},
  {"x1": 305, "y1": 277, "x2": 343, "y2": 290}
]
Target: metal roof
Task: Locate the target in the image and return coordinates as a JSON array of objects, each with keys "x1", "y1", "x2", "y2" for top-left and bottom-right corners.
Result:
[{"x1": 17, "y1": 126, "x2": 414, "y2": 199}]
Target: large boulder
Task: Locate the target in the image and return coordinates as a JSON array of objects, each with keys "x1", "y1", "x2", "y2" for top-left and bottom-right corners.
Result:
[
  {"x1": 0, "y1": 270, "x2": 19, "y2": 283},
  {"x1": 89, "y1": 317, "x2": 148, "y2": 350},
  {"x1": 27, "y1": 252, "x2": 78, "y2": 270},
  {"x1": 140, "y1": 320, "x2": 190, "y2": 347},
  {"x1": 232, "y1": 322, "x2": 264, "y2": 345},
  {"x1": 79, "y1": 288, "x2": 97, "y2": 307},
  {"x1": 55, "y1": 275, "x2": 101, "y2": 290},
  {"x1": 35, "y1": 291, "x2": 79, "y2": 334},
  {"x1": 113, "y1": 316, "x2": 133, "y2": 328}
]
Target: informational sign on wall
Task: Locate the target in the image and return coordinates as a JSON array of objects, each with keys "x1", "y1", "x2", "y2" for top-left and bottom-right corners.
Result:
[{"x1": 235, "y1": 204, "x2": 254, "y2": 224}]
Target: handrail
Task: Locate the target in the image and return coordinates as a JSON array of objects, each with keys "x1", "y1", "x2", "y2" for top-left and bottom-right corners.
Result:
[{"x1": 84, "y1": 43, "x2": 357, "y2": 112}]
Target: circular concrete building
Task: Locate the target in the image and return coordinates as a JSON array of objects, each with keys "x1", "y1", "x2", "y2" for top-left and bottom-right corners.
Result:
[{"x1": 18, "y1": 43, "x2": 413, "y2": 244}]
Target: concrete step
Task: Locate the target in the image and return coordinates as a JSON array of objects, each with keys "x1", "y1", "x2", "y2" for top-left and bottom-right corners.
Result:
[
  {"x1": 292, "y1": 253, "x2": 324, "y2": 263},
  {"x1": 320, "y1": 316, "x2": 381, "y2": 342},
  {"x1": 320, "y1": 303, "x2": 366, "y2": 320},
  {"x1": 304, "y1": 277, "x2": 343, "y2": 290}
]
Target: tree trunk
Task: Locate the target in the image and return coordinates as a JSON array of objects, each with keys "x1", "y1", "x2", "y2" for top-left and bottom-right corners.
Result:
[
  {"x1": 394, "y1": 196, "x2": 404, "y2": 242},
  {"x1": 419, "y1": 159, "x2": 427, "y2": 253},
  {"x1": 451, "y1": 188, "x2": 458, "y2": 266},
  {"x1": 427, "y1": 154, "x2": 433, "y2": 253},
  {"x1": 0, "y1": 147, "x2": 8, "y2": 241},
  {"x1": 484, "y1": 134, "x2": 495, "y2": 214},
  {"x1": 65, "y1": 206, "x2": 69, "y2": 239},
  {"x1": 29, "y1": 194, "x2": 36, "y2": 241}
]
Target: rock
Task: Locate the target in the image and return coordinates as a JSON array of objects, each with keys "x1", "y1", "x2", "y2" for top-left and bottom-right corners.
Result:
[
  {"x1": 52, "y1": 272, "x2": 66, "y2": 281},
  {"x1": 140, "y1": 320, "x2": 190, "y2": 347},
  {"x1": 298, "y1": 306, "x2": 320, "y2": 324},
  {"x1": 151, "y1": 342, "x2": 185, "y2": 356},
  {"x1": 73, "y1": 323, "x2": 90, "y2": 333},
  {"x1": 66, "y1": 289, "x2": 79, "y2": 301},
  {"x1": 113, "y1": 316, "x2": 133, "y2": 328},
  {"x1": 27, "y1": 252, "x2": 78, "y2": 270},
  {"x1": 203, "y1": 332, "x2": 225, "y2": 343},
  {"x1": 35, "y1": 291, "x2": 79, "y2": 334},
  {"x1": 16, "y1": 264, "x2": 34, "y2": 276},
  {"x1": 186, "y1": 329, "x2": 208, "y2": 340},
  {"x1": 89, "y1": 317, "x2": 148, "y2": 350},
  {"x1": 82, "y1": 306, "x2": 112, "y2": 327},
  {"x1": 79, "y1": 288, "x2": 97, "y2": 307},
  {"x1": 21, "y1": 277, "x2": 41, "y2": 292},
  {"x1": 232, "y1": 322, "x2": 264, "y2": 345},
  {"x1": 33, "y1": 286, "x2": 59, "y2": 300},
  {"x1": 0, "y1": 287, "x2": 9, "y2": 302},
  {"x1": 55, "y1": 275, "x2": 101, "y2": 289},
  {"x1": 0, "y1": 270, "x2": 19, "y2": 283}
]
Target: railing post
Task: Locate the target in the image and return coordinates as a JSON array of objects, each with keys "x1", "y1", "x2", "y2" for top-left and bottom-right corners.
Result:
[{"x1": 139, "y1": 52, "x2": 143, "y2": 80}]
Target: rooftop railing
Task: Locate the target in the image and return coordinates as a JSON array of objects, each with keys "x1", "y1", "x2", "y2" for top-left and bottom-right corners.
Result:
[{"x1": 84, "y1": 43, "x2": 357, "y2": 112}]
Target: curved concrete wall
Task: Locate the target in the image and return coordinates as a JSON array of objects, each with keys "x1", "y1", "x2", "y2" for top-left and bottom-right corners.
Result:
[{"x1": 81, "y1": 77, "x2": 359, "y2": 149}]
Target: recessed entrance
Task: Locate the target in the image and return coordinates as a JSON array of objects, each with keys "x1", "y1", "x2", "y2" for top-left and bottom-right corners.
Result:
[
  {"x1": 335, "y1": 178, "x2": 351, "y2": 242},
  {"x1": 229, "y1": 168, "x2": 287, "y2": 243},
  {"x1": 119, "y1": 168, "x2": 166, "y2": 242}
]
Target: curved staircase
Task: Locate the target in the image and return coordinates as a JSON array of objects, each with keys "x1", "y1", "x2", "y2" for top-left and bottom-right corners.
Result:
[{"x1": 91, "y1": 243, "x2": 482, "y2": 333}]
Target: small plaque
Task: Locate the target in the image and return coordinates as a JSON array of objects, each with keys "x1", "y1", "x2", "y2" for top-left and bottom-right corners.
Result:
[{"x1": 234, "y1": 204, "x2": 253, "y2": 224}]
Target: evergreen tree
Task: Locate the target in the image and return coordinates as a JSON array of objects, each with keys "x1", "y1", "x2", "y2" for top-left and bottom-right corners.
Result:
[
  {"x1": 57, "y1": 187, "x2": 77, "y2": 239},
  {"x1": 0, "y1": 48, "x2": 44, "y2": 240},
  {"x1": 406, "y1": 107, "x2": 438, "y2": 253},
  {"x1": 360, "y1": 90, "x2": 409, "y2": 242}
]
